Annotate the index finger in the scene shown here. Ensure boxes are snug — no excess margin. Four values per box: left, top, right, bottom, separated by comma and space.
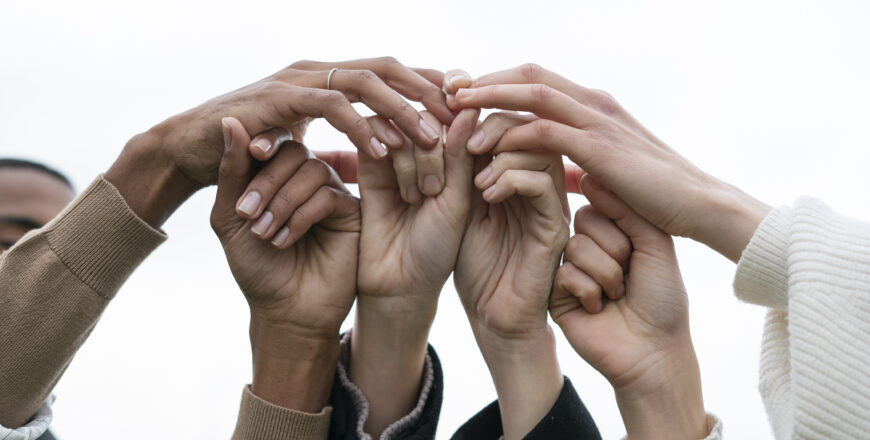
454, 84, 600, 129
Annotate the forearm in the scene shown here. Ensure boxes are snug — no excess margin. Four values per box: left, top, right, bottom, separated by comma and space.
693, 177, 771, 264
249, 315, 340, 413
104, 125, 201, 229
615, 344, 708, 439
349, 296, 437, 437
474, 324, 564, 440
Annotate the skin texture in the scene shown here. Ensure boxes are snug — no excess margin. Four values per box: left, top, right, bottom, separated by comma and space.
550, 176, 708, 439
350, 108, 479, 437
452, 63, 771, 263
210, 118, 360, 412
0, 168, 74, 253
454, 149, 572, 440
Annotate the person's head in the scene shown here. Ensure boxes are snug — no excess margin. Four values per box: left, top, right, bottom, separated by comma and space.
0, 159, 75, 254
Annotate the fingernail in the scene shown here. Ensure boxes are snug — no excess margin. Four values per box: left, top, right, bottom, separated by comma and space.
407, 185, 421, 203
370, 137, 388, 158
422, 175, 441, 195
446, 71, 471, 88
251, 211, 274, 236
419, 119, 440, 141
467, 130, 485, 151
474, 165, 493, 187
221, 118, 232, 152
384, 127, 403, 146
482, 185, 497, 200
272, 227, 290, 247
237, 191, 261, 216
252, 138, 272, 155
456, 88, 473, 100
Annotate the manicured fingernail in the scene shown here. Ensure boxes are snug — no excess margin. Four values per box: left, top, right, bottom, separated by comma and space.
422, 175, 441, 195
482, 185, 496, 200
406, 185, 421, 203
221, 118, 232, 152
272, 227, 290, 247
252, 138, 272, 155
251, 211, 274, 236
474, 165, 493, 187
370, 137, 388, 158
419, 119, 440, 141
446, 72, 469, 88
467, 130, 485, 151
237, 191, 261, 216
384, 126, 403, 146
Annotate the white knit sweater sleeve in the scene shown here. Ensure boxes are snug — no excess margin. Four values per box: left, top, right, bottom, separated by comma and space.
733, 197, 870, 439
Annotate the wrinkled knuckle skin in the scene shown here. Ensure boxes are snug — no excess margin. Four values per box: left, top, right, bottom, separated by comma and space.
531, 84, 553, 102
534, 119, 555, 138
566, 234, 590, 258
590, 89, 622, 116
520, 63, 544, 82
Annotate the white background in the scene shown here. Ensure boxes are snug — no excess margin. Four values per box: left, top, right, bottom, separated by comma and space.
2, 1, 870, 438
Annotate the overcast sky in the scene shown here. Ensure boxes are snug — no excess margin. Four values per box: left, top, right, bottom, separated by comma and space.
2, 0, 870, 438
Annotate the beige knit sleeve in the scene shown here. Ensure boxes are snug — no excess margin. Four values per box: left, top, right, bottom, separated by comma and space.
0, 176, 166, 428
231, 386, 332, 440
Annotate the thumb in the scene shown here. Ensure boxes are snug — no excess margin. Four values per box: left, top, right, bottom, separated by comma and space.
580, 174, 670, 249
211, 117, 253, 233
314, 150, 358, 184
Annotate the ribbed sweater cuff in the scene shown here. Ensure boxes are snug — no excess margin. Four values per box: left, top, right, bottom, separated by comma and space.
44, 175, 166, 299
231, 386, 332, 440
733, 205, 792, 310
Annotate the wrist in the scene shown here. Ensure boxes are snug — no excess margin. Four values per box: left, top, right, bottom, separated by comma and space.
249, 315, 340, 413
105, 127, 200, 228
695, 177, 771, 263
614, 344, 708, 439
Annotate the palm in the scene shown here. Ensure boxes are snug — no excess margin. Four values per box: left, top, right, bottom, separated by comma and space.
553, 241, 688, 388
219, 212, 360, 336
455, 169, 569, 337
357, 153, 470, 301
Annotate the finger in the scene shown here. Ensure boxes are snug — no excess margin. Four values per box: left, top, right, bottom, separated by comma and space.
290, 57, 454, 125
252, 158, 347, 240
390, 134, 422, 203
249, 126, 295, 161
474, 150, 571, 219
481, 169, 563, 222
275, 186, 360, 249
265, 84, 388, 160
471, 63, 618, 116
363, 112, 405, 150
415, 112, 445, 197
329, 69, 441, 148
235, 142, 311, 220
314, 151, 358, 184
466, 111, 537, 155
565, 163, 585, 195
563, 233, 625, 300
554, 262, 604, 314
580, 175, 671, 249
489, 119, 600, 167
454, 84, 600, 128
440, 107, 479, 210
212, 117, 253, 228
573, 205, 632, 270
413, 67, 445, 88
444, 69, 473, 95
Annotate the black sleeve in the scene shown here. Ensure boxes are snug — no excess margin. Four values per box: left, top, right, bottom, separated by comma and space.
451, 377, 601, 440
328, 341, 444, 440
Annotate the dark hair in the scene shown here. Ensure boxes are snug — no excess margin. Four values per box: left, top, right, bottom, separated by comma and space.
0, 158, 74, 190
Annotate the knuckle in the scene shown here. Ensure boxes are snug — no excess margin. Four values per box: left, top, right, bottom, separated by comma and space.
566, 234, 592, 257
376, 56, 400, 68
530, 84, 553, 101
351, 69, 378, 84
519, 63, 544, 81
321, 89, 349, 106
533, 119, 555, 138
590, 89, 622, 116
613, 238, 633, 264
605, 264, 624, 288
393, 161, 417, 178
288, 59, 314, 69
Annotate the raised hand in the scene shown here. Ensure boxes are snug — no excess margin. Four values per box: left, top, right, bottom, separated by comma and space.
454, 64, 770, 262
455, 148, 571, 440
346, 108, 480, 437
210, 117, 360, 412
550, 176, 709, 439
106, 57, 451, 228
